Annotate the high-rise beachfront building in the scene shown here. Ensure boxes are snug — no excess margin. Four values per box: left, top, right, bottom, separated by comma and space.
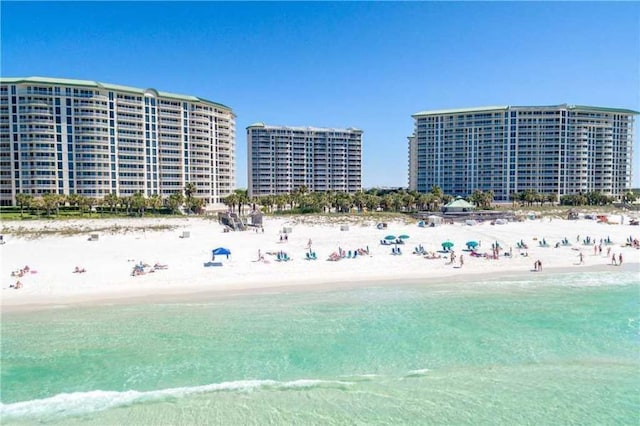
247, 123, 363, 197
409, 105, 637, 201
0, 77, 235, 207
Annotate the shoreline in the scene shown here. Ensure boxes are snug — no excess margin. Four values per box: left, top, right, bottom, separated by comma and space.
2, 216, 639, 313
3, 262, 637, 314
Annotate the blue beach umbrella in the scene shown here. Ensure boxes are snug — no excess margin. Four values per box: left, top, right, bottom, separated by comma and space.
398, 234, 410, 240
384, 235, 397, 241
466, 241, 478, 249
441, 241, 454, 250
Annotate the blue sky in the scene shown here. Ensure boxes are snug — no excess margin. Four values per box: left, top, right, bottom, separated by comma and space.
2, 1, 639, 188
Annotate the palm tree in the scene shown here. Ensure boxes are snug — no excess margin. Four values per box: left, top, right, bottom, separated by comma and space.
184, 182, 196, 199
80, 195, 95, 216
166, 191, 184, 214
103, 192, 119, 214
130, 192, 146, 216
235, 189, 248, 215
622, 191, 637, 204
417, 193, 432, 211
187, 196, 204, 214
15, 193, 33, 218
469, 190, 483, 208
352, 191, 366, 212
147, 194, 162, 214
402, 193, 416, 212
381, 194, 394, 212
223, 193, 239, 213
310, 192, 329, 212
364, 193, 380, 212
509, 192, 519, 207
430, 185, 444, 200
42, 193, 61, 216
258, 195, 274, 213
31, 196, 45, 216
335, 193, 352, 213
272, 194, 283, 212
67, 193, 82, 211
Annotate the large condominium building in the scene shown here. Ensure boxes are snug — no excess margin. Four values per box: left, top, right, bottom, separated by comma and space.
0, 77, 236, 207
409, 104, 637, 201
247, 123, 363, 197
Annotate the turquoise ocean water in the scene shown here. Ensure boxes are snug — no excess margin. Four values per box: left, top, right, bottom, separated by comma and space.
2, 270, 639, 425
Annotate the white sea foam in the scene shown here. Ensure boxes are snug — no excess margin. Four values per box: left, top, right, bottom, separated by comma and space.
472, 270, 638, 290
0, 378, 353, 421
405, 369, 431, 377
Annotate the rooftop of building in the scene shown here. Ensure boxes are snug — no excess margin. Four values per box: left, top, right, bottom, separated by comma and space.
0, 76, 232, 111
412, 104, 639, 117
247, 122, 363, 133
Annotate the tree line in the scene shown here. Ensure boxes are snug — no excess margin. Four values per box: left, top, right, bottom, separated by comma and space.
222, 186, 454, 215
11, 183, 204, 218
9, 184, 637, 218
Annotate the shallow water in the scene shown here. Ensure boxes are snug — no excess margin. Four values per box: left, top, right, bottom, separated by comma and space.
2, 270, 639, 425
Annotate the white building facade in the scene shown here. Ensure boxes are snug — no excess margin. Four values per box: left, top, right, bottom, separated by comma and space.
409, 105, 636, 201
247, 123, 363, 197
0, 77, 236, 207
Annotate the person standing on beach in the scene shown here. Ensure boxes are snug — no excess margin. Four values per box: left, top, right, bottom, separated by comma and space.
619, 253, 623, 266
459, 255, 464, 268
578, 252, 584, 264
611, 254, 617, 265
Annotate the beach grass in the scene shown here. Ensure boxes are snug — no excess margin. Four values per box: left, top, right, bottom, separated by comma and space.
0, 223, 178, 240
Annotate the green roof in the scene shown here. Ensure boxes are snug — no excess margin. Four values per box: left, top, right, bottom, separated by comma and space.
444, 198, 476, 209
413, 106, 508, 117
0, 76, 232, 111
565, 105, 639, 115
246, 123, 363, 132
413, 104, 639, 117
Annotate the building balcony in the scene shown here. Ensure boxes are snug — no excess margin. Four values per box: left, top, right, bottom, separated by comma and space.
20, 99, 51, 107
116, 97, 143, 106
74, 111, 109, 119
116, 123, 144, 131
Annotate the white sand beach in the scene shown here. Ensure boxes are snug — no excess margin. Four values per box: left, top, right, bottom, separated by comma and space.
2, 214, 639, 309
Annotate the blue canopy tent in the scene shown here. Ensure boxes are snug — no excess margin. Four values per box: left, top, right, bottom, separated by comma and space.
212, 247, 231, 259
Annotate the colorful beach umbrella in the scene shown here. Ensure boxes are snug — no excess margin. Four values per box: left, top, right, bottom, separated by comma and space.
441, 241, 454, 250
384, 235, 397, 241
398, 234, 410, 240
466, 241, 478, 249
